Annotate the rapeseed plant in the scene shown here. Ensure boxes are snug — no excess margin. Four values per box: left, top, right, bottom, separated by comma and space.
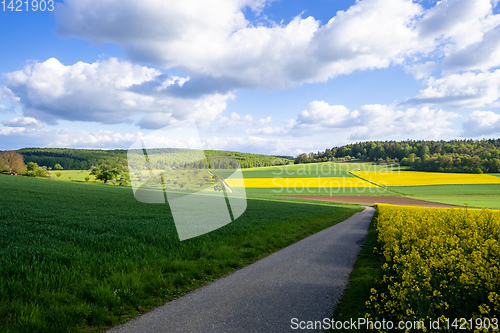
367, 204, 500, 331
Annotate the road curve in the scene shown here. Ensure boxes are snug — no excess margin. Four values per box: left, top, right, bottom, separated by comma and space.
108, 207, 375, 333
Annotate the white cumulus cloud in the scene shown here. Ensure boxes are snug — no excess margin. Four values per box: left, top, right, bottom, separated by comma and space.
348, 104, 458, 140
4, 58, 234, 128
2, 117, 42, 128
219, 112, 254, 127
408, 70, 500, 108
462, 110, 500, 136
289, 101, 458, 140
55, 0, 426, 90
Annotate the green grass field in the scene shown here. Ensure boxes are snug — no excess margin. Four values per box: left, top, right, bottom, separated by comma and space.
390, 184, 500, 209
241, 162, 400, 179
391, 184, 500, 196
0, 174, 361, 332
50, 170, 92, 182
411, 196, 500, 209
242, 163, 353, 178
245, 186, 393, 197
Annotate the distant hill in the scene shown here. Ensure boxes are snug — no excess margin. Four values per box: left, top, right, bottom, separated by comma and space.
295, 139, 500, 174
17, 148, 293, 171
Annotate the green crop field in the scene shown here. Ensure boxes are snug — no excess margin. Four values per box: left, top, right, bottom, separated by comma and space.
411, 196, 500, 209
245, 186, 393, 197
241, 162, 400, 179
241, 163, 354, 178
390, 184, 500, 196
389, 184, 500, 209
0, 174, 361, 332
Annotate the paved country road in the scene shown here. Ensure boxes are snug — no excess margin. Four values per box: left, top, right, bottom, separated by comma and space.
108, 207, 375, 333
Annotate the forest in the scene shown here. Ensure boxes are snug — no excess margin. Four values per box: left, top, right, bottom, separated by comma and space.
16, 148, 292, 171
295, 139, 500, 173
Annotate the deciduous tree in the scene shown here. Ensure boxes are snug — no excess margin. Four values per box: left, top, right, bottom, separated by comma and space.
0, 151, 26, 173
89, 164, 120, 184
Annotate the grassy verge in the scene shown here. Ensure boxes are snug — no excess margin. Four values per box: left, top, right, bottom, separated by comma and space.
0, 174, 361, 332
326, 210, 382, 333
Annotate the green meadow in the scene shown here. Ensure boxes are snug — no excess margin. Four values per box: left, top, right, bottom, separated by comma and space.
411, 196, 500, 209
245, 186, 393, 197
0, 174, 361, 332
241, 162, 401, 179
390, 184, 500, 209
50, 170, 92, 182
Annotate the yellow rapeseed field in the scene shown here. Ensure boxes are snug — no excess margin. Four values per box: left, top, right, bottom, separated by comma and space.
224, 177, 377, 188
368, 204, 500, 332
352, 170, 500, 187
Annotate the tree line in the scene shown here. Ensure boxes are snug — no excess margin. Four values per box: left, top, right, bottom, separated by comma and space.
13, 148, 293, 171
16, 148, 129, 171
295, 139, 500, 173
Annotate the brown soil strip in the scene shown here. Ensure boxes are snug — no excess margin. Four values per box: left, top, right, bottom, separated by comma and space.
277, 195, 463, 208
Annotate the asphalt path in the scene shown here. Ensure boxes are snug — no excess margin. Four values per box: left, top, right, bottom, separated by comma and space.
108, 206, 375, 333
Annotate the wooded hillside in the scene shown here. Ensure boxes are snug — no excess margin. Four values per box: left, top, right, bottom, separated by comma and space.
295, 139, 500, 173
16, 148, 292, 171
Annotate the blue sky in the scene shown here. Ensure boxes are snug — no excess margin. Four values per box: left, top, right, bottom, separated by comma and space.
1, 0, 500, 156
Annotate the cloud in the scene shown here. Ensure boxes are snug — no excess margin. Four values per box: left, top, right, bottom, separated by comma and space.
407, 70, 500, 108
311, 0, 423, 72
444, 25, 500, 72
55, 0, 426, 90
219, 112, 254, 126
240, 101, 458, 140
246, 126, 288, 135
201, 135, 327, 156
462, 110, 500, 136
414, 0, 500, 73
2, 117, 42, 128
0, 123, 322, 156
51, 0, 500, 97
0, 125, 156, 150
404, 61, 439, 80
4, 58, 234, 128
297, 101, 351, 127
256, 116, 272, 126
416, 0, 494, 46
347, 104, 458, 140
287, 101, 458, 140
